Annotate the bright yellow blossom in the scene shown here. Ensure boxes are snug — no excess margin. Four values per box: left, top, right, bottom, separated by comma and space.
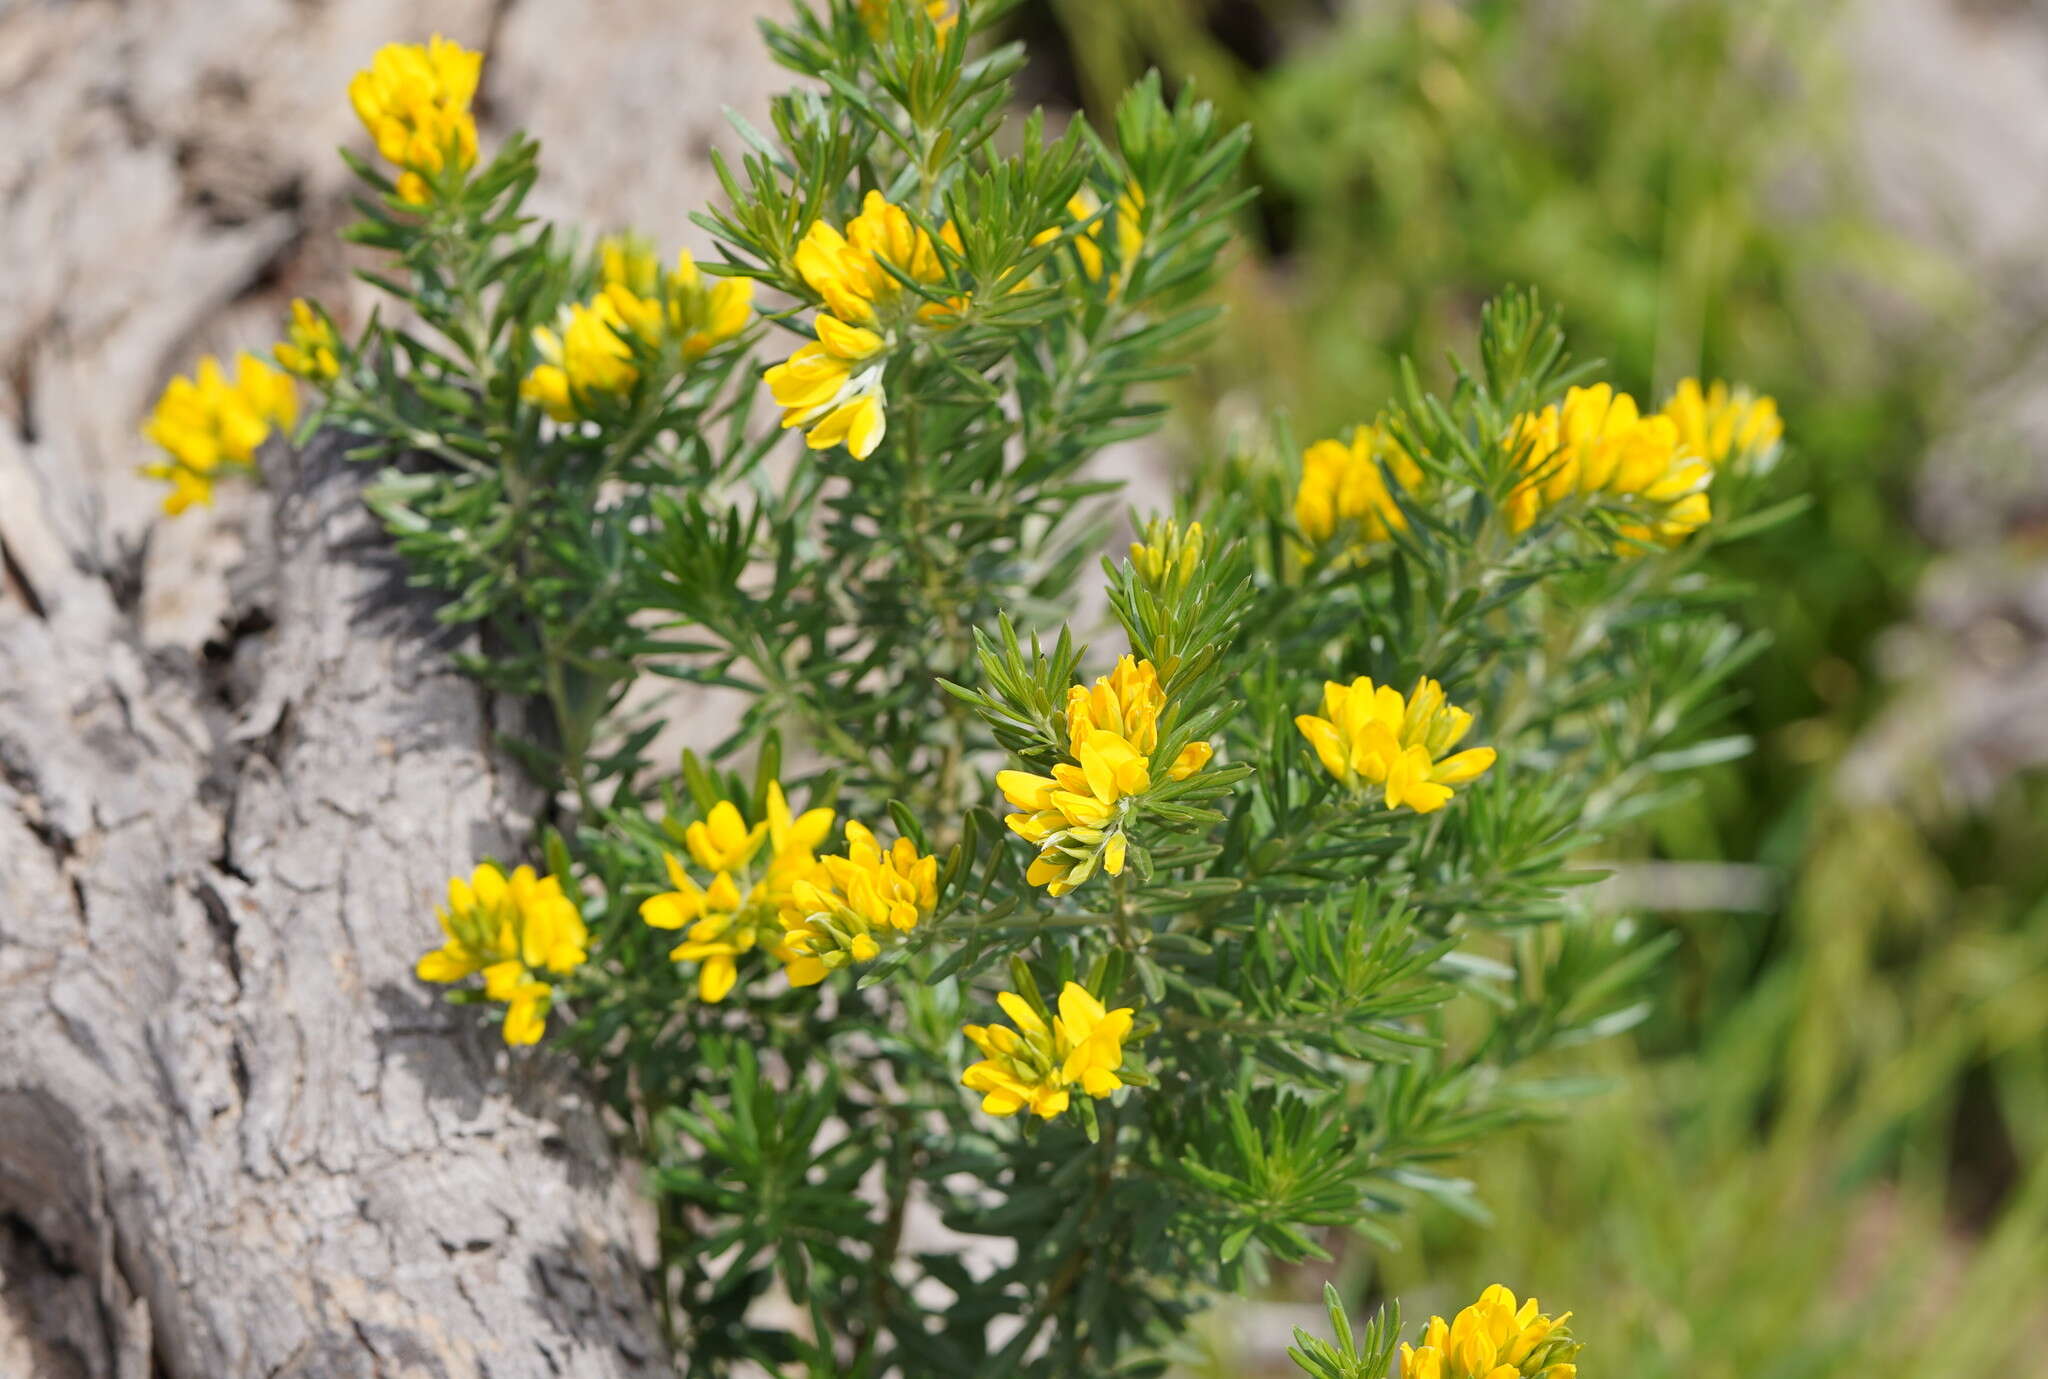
779, 820, 940, 986
522, 294, 638, 421
141, 352, 297, 515
1296, 422, 1426, 551
792, 190, 953, 326
1128, 516, 1206, 592
997, 655, 1212, 896
274, 299, 341, 382
1295, 675, 1495, 813
1035, 187, 1146, 291
1399, 1284, 1580, 1379
416, 862, 589, 1046
522, 236, 754, 422
763, 313, 890, 458
767, 192, 961, 458
638, 784, 835, 1002
594, 237, 754, 360
348, 35, 482, 207
1661, 376, 1783, 472
856, 0, 957, 39
961, 981, 1136, 1119
1504, 383, 1711, 545
667, 249, 755, 359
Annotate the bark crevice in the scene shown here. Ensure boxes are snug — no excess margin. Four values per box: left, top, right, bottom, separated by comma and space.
0, 437, 663, 1379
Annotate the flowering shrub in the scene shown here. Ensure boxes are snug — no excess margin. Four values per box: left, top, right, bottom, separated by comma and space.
137, 4, 1801, 1373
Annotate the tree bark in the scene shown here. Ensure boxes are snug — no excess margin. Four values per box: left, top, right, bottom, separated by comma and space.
0, 436, 665, 1379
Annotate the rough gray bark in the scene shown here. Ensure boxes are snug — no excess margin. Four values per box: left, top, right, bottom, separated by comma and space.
0, 3, 783, 1369
0, 435, 664, 1378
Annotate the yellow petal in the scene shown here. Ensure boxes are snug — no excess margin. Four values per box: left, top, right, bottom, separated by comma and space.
997, 990, 1047, 1036
698, 954, 739, 1003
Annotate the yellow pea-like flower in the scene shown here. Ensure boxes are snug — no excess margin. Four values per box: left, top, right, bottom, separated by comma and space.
416, 862, 589, 1046
778, 819, 940, 987
1295, 422, 1426, 553
1504, 382, 1712, 546
793, 190, 952, 327
1399, 1285, 1579, 1379
997, 655, 1212, 896
1661, 376, 1783, 472
274, 299, 341, 382
961, 981, 1138, 1120
638, 783, 836, 1004
766, 191, 966, 459
523, 236, 755, 422
348, 35, 482, 207
1295, 675, 1495, 814
764, 312, 891, 459
856, 0, 957, 40
141, 352, 297, 516
668, 248, 755, 360
1034, 186, 1147, 294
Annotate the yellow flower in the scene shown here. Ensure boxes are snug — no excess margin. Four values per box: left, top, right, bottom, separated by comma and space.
416, 862, 589, 1046
1661, 377, 1783, 471
1128, 516, 1206, 592
1399, 1285, 1580, 1379
142, 463, 217, 516
856, 0, 957, 39
997, 655, 1212, 896
522, 238, 754, 422
140, 352, 297, 515
1504, 383, 1712, 546
1295, 675, 1495, 814
521, 292, 640, 421
274, 299, 341, 382
792, 190, 952, 327
765, 192, 960, 458
668, 248, 755, 359
1296, 422, 1426, 551
961, 981, 1137, 1119
638, 784, 835, 1002
348, 35, 482, 207
763, 313, 890, 458
779, 820, 940, 986
1035, 187, 1146, 291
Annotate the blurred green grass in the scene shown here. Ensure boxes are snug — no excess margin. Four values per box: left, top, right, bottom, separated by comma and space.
1023, 0, 2048, 1371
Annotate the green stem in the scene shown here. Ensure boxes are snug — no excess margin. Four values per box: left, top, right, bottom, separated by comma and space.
898, 376, 975, 824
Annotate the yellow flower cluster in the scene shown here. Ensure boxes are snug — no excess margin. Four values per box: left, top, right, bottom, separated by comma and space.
141, 353, 297, 515
962, 982, 1135, 1119
765, 191, 958, 459
1296, 675, 1495, 813
997, 656, 1213, 896
1035, 187, 1146, 291
1663, 376, 1784, 471
640, 784, 834, 1002
521, 236, 753, 422
1504, 382, 1711, 546
1296, 422, 1426, 553
1400, 1285, 1579, 1379
274, 298, 341, 382
856, 0, 956, 39
416, 863, 590, 1045
779, 821, 940, 986
348, 35, 482, 207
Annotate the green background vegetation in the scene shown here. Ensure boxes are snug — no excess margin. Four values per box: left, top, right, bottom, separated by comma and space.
1024, 0, 2048, 1372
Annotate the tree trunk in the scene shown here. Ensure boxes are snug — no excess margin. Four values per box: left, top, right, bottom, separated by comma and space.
0, 436, 665, 1379
0, 0, 794, 1370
